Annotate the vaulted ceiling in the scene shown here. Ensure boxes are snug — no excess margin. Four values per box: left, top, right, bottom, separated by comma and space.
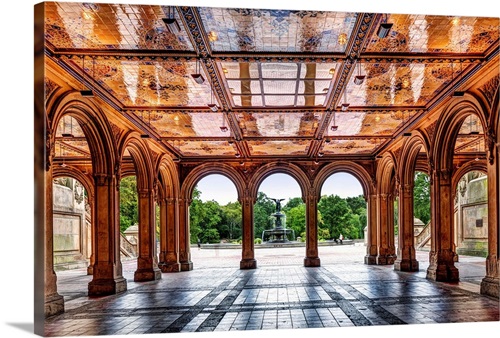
44, 2, 499, 163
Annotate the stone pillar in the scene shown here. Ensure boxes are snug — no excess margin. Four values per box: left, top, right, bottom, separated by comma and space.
158, 198, 181, 272
304, 191, 320, 267
426, 169, 459, 282
376, 193, 396, 265
387, 193, 397, 261
44, 163, 65, 317
394, 183, 419, 271
481, 137, 499, 297
87, 196, 95, 275
178, 198, 193, 271
240, 194, 257, 269
88, 173, 127, 296
134, 189, 161, 281
364, 194, 378, 265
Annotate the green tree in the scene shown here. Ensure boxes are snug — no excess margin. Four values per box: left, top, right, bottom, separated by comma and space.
283, 197, 303, 212
413, 171, 430, 225
119, 176, 138, 233
253, 192, 276, 240
318, 194, 352, 240
285, 203, 306, 240
221, 202, 242, 240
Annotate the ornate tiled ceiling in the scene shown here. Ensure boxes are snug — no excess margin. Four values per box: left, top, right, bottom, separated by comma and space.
44, 2, 499, 161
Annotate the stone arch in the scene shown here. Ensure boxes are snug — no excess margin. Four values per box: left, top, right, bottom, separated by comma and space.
49, 91, 117, 176
398, 130, 431, 186
452, 161, 488, 190
376, 152, 397, 194
313, 161, 374, 200
181, 163, 246, 202
433, 94, 489, 172
156, 155, 180, 200
52, 166, 95, 201
249, 162, 309, 202
117, 131, 155, 191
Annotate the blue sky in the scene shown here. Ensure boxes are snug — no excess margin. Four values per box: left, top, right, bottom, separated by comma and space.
196, 172, 364, 205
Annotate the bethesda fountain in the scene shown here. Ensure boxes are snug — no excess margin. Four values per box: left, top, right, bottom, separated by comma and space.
261, 197, 295, 243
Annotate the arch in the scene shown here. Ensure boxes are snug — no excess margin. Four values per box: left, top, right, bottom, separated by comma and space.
398, 130, 431, 186
376, 152, 397, 194
117, 131, 155, 191
452, 161, 488, 190
181, 163, 246, 202
52, 166, 95, 201
314, 161, 374, 200
433, 94, 489, 171
49, 91, 117, 176
156, 155, 180, 200
249, 162, 309, 202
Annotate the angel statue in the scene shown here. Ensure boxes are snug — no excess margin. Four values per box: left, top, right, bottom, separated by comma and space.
268, 197, 285, 212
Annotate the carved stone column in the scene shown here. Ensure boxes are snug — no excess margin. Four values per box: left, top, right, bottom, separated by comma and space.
134, 189, 161, 281
158, 198, 181, 272
364, 194, 377, 264
88, 173, 127, 296
240, 193, 257, 269
481, 136, 499, 297
178, 198, 193, 271
376, 193, 395, 265
44, 162, 64, 316
394, 183, 419, 271
426, 169, 459, 282
304, 190, 320, 267
86, 197, 95, 275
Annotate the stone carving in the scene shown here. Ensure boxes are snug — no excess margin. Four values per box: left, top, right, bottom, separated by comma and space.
44, 77, 59, 101
425, 120, 437, 145
74, 181, 85, 204
479, 74, 500, 106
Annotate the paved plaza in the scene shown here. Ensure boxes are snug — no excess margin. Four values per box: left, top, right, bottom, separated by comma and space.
45, 244, 499, 337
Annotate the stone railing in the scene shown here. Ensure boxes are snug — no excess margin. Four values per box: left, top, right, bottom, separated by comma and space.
415, 222, 431, 249
120, 234, 137, 257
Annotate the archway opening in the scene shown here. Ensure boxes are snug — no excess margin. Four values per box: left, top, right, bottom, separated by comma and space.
450, 113, 488, 282
119, 175, 139, 261
189, 174, 241, 268
454, 171, 488, 259
255, 173, 302, 265
413, 171, 431, 254
53, 176, 91, 273
319, 172, 366, 263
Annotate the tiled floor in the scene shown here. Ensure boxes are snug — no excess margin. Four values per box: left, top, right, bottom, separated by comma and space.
45, 244, 499, 336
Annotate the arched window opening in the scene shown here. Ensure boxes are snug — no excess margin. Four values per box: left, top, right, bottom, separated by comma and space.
189, 174, 241, 267
52, 176, 91, 271
414, 171, 431, 253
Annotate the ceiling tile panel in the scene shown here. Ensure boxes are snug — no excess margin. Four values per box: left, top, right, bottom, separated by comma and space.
199, 8, 357, 52
247, 140, 311, 156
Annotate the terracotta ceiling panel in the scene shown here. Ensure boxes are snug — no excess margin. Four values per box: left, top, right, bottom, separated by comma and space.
45, 2, 194, 50
67, 57, 212, 107
168, 140, 238, 157
343, 62, 463, 107
55, 141, 90, 158
247, 140, 311, 156
322, 138, 381, 155
237, 112, 322, 137
199, 8, 357, 52
140, 112, 232, 138
365, 14, 499, 53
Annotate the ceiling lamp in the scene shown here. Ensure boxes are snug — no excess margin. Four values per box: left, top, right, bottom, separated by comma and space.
318, 152, 324, 157
403, 132, 412, 137
208, 80, 218, 112
340, 89, 350, 111
329, 68, 335, 75
220, 113, 228, 132
377, 14, 393, 39
163, 7, 180, 33
330, 111, 338, 131
191, 58, 205, 84
80, 55, 94, 97
353, 62, 365, 85
61, 116, 74, 138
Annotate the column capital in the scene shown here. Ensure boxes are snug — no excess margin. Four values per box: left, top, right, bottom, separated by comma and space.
94, 173, 113, 186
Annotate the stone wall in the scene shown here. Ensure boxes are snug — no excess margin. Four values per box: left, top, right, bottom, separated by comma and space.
454, 173, 488, 257
53, 178, 90, 270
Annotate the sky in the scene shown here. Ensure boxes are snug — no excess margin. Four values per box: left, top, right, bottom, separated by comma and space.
196, 172, 364, 205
